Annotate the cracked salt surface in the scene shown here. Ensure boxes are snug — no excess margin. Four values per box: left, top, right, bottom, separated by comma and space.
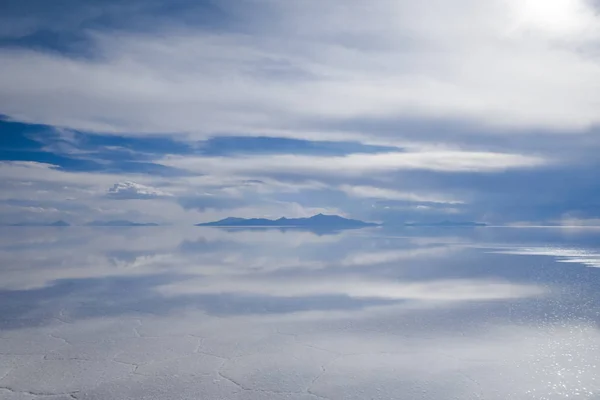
219, 344, 337, 394
0, 359, 133, 394
0, 227, 599, 399
0, 389, 75, 400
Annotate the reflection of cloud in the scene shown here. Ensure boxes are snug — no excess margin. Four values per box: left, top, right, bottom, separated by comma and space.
157, 276, 544, 302
493, 247, 600, 268
341, 246, 458, 266
0, 227, 546, 311
191, 226, 345, 246
0, 227, 347, 291
0, 252, 186, 291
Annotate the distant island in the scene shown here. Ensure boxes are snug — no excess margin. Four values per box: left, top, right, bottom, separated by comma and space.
49, 220, 70, 227
404, 221, 487, 227
196, 214, 379, 229
85, 220, 160, 227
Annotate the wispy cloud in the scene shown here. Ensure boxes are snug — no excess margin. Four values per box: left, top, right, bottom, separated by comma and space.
339, 185, 464, 205
159, 150, 547, 176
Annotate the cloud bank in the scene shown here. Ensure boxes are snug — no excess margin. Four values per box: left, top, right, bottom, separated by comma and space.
0, 0, 599, 224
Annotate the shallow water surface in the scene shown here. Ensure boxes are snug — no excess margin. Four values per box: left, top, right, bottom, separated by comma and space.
0, 226, 599, 399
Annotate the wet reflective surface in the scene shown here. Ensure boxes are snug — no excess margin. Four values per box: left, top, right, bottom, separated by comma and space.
0, 226, 599, 399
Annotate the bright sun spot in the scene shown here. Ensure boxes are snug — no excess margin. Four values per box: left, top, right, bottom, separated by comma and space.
508, 0, 597, 37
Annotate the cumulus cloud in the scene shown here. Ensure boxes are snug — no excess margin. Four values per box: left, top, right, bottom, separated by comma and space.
108, 181, 173, 199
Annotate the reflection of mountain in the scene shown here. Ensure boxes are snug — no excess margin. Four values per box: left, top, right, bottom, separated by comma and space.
197, 214, 379, 230
217, 226, 359, 236
404, 221, 487, 227
85, 220, 160, 227
49, 220, 70, 227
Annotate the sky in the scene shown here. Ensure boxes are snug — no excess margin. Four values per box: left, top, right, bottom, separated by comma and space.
0, 0, 599, 225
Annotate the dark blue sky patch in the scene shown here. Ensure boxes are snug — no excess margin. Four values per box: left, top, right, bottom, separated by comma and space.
0, 0, 233, 58
0, 119, 193, 175
380, 166, 600, 222
0, 118, 52, 150
101, 161, 193, 176
0, 30, 95, 59
197, 136, 402, 156
1, 119, 402, 174
78, 132, 193, 155
0, 150, 104, 171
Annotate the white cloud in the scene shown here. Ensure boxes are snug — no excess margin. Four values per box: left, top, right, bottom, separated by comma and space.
0, 0, 599, 136
554, 216, 600, 227
0, 162, 200, 224
108, 181, 173, 199
2, 0, 598, 225
0, 161, 357, 224
159, 151, 546, 176
339, 185, 464, 204
0, 161, 123, 190
506, 0, 599, 39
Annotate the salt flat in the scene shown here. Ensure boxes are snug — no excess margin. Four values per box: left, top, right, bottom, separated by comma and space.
0, 227, 599, 399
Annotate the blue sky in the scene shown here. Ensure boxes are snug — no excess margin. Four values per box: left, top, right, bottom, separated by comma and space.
0, 0, 600, 225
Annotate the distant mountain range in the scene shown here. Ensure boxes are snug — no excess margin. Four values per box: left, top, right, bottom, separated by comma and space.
196, 214, 379, 229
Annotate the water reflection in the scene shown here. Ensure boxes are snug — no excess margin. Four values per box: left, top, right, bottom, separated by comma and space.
0, 227, 599, 399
